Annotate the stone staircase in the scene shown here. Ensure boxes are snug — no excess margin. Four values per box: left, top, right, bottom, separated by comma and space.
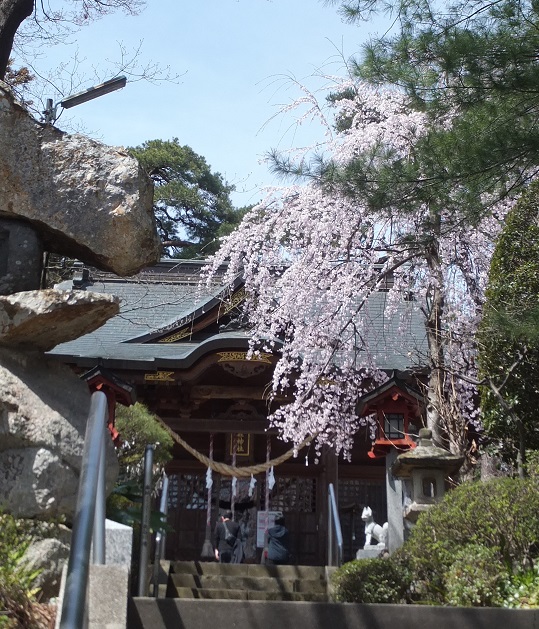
128, 560, 539, 629
165, 560, 330, 602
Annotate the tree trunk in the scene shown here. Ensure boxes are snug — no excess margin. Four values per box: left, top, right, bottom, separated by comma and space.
0, 0, 34, 80
424, 224, 447, 449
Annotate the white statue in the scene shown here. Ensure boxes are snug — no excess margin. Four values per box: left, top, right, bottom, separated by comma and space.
361, 506, 388, 549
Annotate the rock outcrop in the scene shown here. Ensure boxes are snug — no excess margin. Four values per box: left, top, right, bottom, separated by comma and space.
0, 82, 161, 276
0, 289, 119, 351
0, 84, 152, 525
0, 347, 118, 519
23, 537, 70, 600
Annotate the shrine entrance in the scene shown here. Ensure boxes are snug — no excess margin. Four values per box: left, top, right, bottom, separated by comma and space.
164, 466, 324, 565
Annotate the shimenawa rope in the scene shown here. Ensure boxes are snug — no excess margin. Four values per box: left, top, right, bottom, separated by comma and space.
155, 416, 313, 477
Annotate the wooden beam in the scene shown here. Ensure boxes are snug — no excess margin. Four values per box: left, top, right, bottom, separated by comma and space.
190, 385, 290, 401
163, 418, 272, 434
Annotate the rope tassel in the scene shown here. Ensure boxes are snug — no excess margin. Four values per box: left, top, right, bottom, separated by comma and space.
248, 474, 257, 497
268, 466, 275, 491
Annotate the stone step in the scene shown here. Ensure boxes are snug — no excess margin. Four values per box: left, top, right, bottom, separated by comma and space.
167, 587, 328, 602
169, 573, 327, 594
171, 560, 326, 581
166, 560, 329, 603
129, 598, 539, 629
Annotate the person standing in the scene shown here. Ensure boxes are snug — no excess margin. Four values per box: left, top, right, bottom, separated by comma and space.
213, 510, 240, 563
267, 515, 290, 565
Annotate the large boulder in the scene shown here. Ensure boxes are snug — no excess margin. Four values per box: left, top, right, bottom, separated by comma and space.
0, 289, 119, 351
23, 537, 70, 600
0, 348, 118, 519
0, 82, 161, 276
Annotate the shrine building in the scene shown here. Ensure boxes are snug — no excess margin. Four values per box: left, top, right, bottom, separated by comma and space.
49, 259, 427, 565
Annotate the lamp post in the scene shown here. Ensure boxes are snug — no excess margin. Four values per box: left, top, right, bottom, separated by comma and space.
42, 75, 127, 124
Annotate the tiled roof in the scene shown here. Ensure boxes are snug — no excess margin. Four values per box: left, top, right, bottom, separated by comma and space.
48, 260, 427, 372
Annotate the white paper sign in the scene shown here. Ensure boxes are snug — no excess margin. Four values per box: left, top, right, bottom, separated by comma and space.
256, 510, 282, 547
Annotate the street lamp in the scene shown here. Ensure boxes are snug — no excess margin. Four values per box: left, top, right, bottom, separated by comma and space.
42, 76, 127, 124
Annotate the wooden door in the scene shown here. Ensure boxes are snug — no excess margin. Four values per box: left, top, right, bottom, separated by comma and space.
264, 475, 321, 565
165, 473, 209, 561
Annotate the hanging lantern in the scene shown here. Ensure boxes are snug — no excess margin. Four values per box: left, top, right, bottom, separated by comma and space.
359, 376, 423, 459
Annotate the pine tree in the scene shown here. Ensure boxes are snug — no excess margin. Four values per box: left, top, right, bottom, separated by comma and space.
323, 0, 539, 216
130, 138, 246, 258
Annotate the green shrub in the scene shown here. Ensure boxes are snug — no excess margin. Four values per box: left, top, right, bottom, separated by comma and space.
0, 513, 42, 628
397, 477, 539, 604
331, 556, 412, 603
445, 545, 506, 607
501, 567, 539, 608
331, 479, 539, 607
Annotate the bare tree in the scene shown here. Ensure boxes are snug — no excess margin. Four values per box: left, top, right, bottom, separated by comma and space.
0, 0, 180, 124
0, 0, 33, 78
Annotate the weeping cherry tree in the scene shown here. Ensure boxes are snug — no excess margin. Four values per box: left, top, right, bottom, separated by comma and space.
205, 78, 516, 462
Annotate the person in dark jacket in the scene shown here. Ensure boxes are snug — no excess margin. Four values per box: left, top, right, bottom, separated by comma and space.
267, 515, 290, 565
213, 510, 240, 563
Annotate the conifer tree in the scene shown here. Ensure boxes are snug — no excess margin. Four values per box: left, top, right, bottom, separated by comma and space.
130, 138, 247, 258
324, 0, 539, 207
479, 180, 539, 474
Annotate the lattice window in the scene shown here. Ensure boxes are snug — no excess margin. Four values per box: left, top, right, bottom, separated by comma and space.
167, 474, 179, 510
168, 473, 208, 510
384, 413, 405, 439
260, 477, 317, 513
338, 478, 386, 520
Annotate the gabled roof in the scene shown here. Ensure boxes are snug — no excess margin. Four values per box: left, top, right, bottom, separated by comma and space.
48, 259, 251, 369
359, 373, 424, 413
47, 259, 428, 373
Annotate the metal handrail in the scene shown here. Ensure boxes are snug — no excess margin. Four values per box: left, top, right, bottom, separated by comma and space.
152, 472, 169, 598
60, 391, 108, 629
137, 444, 155, 597
328, 483, 343, 567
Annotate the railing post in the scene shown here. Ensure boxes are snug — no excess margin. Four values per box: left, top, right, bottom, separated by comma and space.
152, 473, 169, 598
158, 473, 169, 560
137, 444, 155, 597
328, 483, 343, 567
92, 434, 106, 565
328, 491, 333, 567
60, 391, 107, 629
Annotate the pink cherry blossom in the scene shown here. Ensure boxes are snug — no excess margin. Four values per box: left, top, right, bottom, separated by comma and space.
205, 78, 516, 460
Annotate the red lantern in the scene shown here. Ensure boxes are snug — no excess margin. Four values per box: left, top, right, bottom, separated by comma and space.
359, 377, 423, 459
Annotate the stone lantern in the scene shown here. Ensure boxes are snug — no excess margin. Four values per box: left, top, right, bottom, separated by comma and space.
392, 428, 464, 523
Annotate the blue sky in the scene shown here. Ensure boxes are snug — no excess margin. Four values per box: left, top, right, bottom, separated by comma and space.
27, 1, 384, 207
